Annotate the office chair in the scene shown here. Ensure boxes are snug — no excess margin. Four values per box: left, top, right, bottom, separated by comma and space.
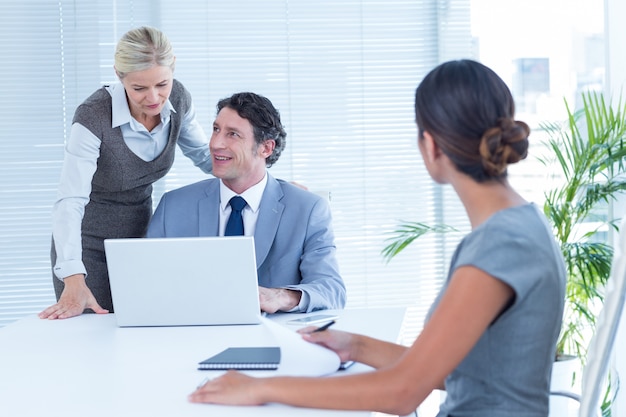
551, 216, 626, 417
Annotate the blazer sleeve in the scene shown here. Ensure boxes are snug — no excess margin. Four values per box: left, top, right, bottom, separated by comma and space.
283, 196, 346, 312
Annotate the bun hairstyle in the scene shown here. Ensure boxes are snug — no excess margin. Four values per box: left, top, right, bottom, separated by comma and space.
414, 59, 530, 182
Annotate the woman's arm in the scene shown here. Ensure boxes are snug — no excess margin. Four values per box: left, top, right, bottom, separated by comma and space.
40, 122, 107, 319
189, 265, 514, 415
51, 123, 100, 280
302, 330, 408, 369
177, 102, 212, 173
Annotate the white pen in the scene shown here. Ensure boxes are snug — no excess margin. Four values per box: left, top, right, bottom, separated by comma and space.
196, 376, 211, 389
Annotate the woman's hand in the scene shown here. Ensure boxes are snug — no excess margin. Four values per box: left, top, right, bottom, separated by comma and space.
38, 274, 108, 319
189, 371, 265, 405
298, 326, 357, 363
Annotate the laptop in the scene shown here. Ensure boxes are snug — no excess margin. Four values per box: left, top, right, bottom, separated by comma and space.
103, 236, 262, 327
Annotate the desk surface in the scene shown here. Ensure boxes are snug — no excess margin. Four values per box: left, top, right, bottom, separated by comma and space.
0, 308, 406, 417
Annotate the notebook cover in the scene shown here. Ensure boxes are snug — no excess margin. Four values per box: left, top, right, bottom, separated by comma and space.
198, 347, 281, 370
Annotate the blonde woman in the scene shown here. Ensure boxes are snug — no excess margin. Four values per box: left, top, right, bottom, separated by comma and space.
41, 26, 212, 320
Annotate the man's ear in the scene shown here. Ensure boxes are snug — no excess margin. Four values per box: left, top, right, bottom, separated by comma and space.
259, 139, 276, 158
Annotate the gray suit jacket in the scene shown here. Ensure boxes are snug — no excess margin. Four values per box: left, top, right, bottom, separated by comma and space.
146, 174, 346, 312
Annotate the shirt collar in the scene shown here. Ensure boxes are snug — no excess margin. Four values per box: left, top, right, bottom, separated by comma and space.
219, 173, 268, 213
106, 83, 176, 129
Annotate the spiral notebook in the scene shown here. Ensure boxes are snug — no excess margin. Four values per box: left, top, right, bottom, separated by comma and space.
198, 347, 281, 370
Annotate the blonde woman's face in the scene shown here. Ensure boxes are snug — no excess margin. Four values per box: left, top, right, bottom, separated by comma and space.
120, 65, 174, 120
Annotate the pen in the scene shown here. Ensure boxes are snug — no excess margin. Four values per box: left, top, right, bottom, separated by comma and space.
312, 320, 336, 332
196, 376, 211, 389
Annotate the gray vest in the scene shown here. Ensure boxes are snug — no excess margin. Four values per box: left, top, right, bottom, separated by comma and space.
76, 79, 191, 252
51, 80, 192, 311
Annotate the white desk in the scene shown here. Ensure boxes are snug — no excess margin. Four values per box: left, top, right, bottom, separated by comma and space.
0, 308, 406, 417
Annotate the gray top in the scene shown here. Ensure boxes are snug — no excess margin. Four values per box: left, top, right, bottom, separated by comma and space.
431, 204, 566, 417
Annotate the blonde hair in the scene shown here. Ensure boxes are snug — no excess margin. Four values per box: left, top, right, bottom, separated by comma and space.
114, 26, 175, 78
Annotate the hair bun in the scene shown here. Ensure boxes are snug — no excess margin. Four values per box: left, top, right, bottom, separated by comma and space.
479, 118, 530, 177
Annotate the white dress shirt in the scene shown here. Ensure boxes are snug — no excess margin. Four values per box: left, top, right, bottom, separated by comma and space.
218, 174, 267, 237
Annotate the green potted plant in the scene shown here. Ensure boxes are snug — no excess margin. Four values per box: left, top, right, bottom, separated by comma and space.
381, 93, 626, 406
539, 91, 626, 363
537, 91, 626, 417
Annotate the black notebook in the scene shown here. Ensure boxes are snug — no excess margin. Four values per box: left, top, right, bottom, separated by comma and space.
198, 347, 281, 370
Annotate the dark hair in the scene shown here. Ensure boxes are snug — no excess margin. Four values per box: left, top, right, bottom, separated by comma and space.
216, 92, 287, 167
414, 59, 530, 182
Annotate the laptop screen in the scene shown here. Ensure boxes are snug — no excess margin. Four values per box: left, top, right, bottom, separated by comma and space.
104, 236, 261, 327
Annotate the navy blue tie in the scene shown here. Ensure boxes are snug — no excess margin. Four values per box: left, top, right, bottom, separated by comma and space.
225, 196, 247, 236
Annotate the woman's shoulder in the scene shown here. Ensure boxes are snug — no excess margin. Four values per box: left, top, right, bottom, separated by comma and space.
465, 204, 556, 258
171, 79, 189, 95
172, 78, 185, 90
482, 203, 546, 236
169, 79, 192, 108
78, 87, 111, 108
275, 178, 327, 202
458, 203, 565, 297
73, 87, 112, 126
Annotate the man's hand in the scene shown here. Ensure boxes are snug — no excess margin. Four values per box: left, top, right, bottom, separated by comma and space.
258, 287, 301, 313
38, 274, 108, 319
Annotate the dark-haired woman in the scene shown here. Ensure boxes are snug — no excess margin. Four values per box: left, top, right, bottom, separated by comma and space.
188, 59, 566, 417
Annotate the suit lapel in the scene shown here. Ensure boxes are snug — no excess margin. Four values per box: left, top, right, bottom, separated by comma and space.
254, 175, 284, 267
198, 180, 221, 236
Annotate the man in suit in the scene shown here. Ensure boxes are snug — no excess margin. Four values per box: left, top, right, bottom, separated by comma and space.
146, 92, 346, 313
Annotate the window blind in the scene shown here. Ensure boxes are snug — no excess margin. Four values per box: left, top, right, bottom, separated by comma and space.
0, 0, 472, 328
0, 1, 66, 325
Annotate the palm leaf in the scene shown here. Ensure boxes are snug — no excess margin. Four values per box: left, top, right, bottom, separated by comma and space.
381, 222, 456, 263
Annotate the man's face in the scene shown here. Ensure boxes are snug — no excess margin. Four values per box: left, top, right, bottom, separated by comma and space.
210, 107, 275, 193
